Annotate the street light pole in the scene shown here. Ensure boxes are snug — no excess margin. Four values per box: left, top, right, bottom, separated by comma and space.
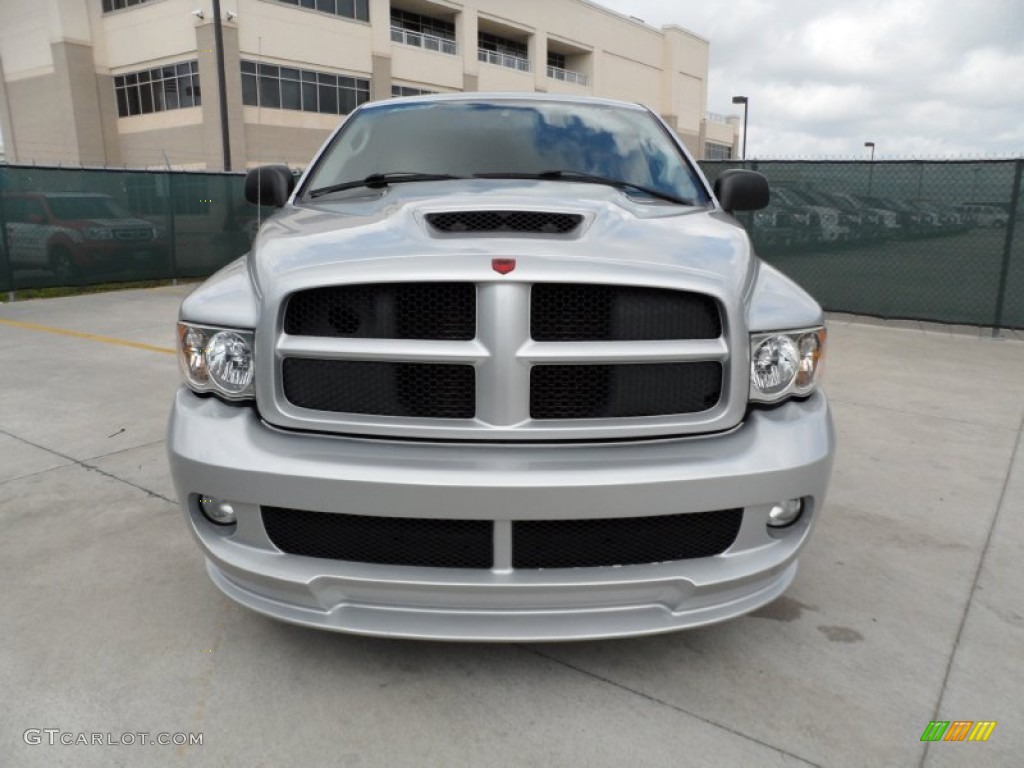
731, 96, 749, 160
864, 141, 876, 196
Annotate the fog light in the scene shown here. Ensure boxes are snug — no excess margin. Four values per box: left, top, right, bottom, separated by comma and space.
199, 496, 236, 526
768, 498, 804, 528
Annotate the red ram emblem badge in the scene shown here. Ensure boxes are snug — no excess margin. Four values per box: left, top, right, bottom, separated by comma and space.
492, 258, 517, 275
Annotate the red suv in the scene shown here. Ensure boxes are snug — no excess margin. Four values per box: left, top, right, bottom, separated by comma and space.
3, 192, 168, 280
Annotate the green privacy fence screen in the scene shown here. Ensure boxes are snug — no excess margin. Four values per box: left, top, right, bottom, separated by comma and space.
0, 166, 265, 294
1, 160, 1022, 328
701, 159, 1024, 329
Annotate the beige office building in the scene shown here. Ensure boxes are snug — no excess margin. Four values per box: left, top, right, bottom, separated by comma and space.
0, 0, 739, 170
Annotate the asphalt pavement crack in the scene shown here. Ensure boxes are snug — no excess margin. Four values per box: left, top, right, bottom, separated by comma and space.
520, 645, 823, 767
919, 413, 1024, 767
0, 428, 177, 506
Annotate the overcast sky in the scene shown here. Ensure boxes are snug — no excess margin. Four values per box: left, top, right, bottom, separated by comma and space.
600, 0, 1024, 159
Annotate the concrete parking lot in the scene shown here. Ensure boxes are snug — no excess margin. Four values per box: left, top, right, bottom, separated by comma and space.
1, 286, 1022, 767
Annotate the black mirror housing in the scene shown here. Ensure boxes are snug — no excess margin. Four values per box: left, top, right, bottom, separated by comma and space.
245, 165, 296, 208
714, 169, 770, 213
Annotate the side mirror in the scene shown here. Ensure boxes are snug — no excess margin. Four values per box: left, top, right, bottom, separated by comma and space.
714, 169, 770, 213
245, 165, 296, 208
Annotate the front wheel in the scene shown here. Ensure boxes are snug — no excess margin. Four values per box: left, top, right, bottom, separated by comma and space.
50, 247, 78, 283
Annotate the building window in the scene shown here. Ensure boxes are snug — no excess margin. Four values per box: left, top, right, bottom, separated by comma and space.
479, 32, 527, 58
102, 0, 155, 11
272, 0, 369, 22
391, 10, 455, 40
705, 142, 733, 160
114, 61, 200, 118
241, 61, 369, 115
545, 50, 588, 85
478, 32, 530, 72
391, 85, 438, 98
390, 9, 457, 54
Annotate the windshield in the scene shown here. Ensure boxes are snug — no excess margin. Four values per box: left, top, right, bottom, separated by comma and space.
47, 196, 132, 220
304, 100, 708, 204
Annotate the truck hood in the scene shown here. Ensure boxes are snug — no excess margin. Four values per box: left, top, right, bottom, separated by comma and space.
250, 179, 754, 297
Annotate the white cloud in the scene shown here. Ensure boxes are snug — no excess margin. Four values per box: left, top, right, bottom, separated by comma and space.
936, 47, 1024, 106
594, 0, 1024, 157
758, 82, 878, 124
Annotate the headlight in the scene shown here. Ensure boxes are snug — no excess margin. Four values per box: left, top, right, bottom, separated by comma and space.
750, 327, 826, 403
84, 227, 114, 240
176, 323, 255, 400
207, 331, 255, 394
178, 325, 209, 387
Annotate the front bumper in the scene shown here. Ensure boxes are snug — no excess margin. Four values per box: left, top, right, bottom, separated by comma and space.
168, 389, 834, 641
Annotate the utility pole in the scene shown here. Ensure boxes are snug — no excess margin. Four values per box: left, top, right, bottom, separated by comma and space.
732, 96, 749, 160
864, 141, 876, 196
212, 0, 232, 171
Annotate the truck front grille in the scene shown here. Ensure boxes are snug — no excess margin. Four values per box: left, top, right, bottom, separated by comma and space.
530, 363, 722, 419
285, 283, 475, 340
272, 280, 735, 438
259, 507, 743, 569
262, 508, 493, 568
531, 284, 721, 341
282, 359, 475, 418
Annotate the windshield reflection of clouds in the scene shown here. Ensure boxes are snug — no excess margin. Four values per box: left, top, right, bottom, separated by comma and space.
311, 102, 704, 202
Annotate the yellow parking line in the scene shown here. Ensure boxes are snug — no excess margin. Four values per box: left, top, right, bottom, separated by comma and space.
0, 318, 175, 355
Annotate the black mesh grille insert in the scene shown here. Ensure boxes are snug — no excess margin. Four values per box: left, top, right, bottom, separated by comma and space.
262, 507, 493, 568
427, 211, 583, 235
532, 284, 722, 341
283, 359, 475, 418
285, 283, 475, 340
530, 363, 722, 419
513, 510, 743, 568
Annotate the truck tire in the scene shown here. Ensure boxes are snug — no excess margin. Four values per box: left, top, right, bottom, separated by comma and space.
50, 246, 77, 283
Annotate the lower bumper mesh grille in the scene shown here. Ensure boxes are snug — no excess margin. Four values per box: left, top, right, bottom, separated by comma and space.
262, 507, 493, 568
513, 510, 743, 568
260, 508, 743, 570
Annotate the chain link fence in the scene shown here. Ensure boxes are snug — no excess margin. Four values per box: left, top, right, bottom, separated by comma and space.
1, 160, 1022, 329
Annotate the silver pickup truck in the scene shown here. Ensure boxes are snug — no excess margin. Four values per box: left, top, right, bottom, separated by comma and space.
168, 94, 834, 641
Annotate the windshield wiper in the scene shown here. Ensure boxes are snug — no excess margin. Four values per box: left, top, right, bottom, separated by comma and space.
474, 170, 696, 206
309, 172, 466, 198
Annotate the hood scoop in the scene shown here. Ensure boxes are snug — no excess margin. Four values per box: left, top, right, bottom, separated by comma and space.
425, 210, 583, 235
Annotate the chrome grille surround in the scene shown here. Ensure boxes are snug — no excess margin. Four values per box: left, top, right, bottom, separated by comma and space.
257, 254, 749, 441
